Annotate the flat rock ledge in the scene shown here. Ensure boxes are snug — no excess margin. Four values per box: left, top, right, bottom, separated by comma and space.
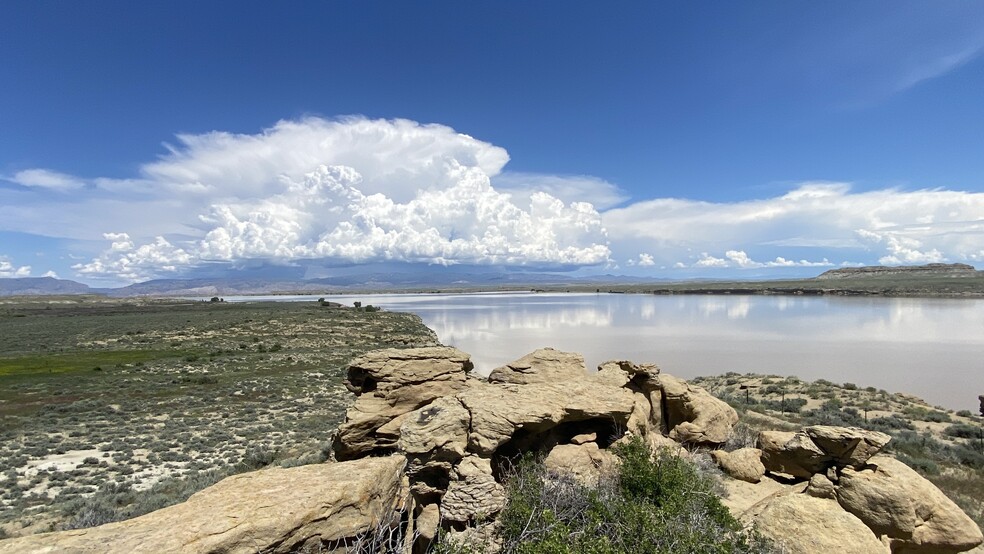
3, 346, 980, 554
0, 455, 406, 554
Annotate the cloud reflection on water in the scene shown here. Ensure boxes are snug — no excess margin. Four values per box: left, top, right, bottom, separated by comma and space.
223, 292, 984, 410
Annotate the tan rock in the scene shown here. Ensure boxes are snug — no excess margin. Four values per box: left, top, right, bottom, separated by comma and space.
746, 493, 889, 554
416, 503, 440, 542
758, 430, 828, 479
658, 374, 738, 445
806, 473, 837, 499
594, 359, 660, 388
488, 348, 587, 385
837, 455, 984, 553
543, 442, 618, 486
334, 347, 473, 460
440, 456, 507, 523
710, 448, 765, 483
644, 432, 689, 457
570, 432, 597, 445
607, 361, 665, 436
458, 381, 637, 456
398, 396, 469, 461
0, 456, 407, 554
719, 475, 798, 517
804, 425, 891, 467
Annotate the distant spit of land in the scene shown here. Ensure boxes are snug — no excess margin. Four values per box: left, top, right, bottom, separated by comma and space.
1, 263, 982, 298
559, 263, 984, 298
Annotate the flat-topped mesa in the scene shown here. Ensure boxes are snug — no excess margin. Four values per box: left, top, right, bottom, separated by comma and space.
817, 263, 978, 280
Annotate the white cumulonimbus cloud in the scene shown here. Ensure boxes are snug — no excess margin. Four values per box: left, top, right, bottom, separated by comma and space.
65, 118, 612, 281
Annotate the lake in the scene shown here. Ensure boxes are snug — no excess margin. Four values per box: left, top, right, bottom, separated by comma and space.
216, 292, 984, 411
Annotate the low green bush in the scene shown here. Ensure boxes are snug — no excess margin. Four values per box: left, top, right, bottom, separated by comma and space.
487, 436, 770, 553
945, 424, 983, 439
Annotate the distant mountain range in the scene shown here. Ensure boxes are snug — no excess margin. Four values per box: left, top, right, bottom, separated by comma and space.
0, 277, 93, 296
0, 271, 652, 297
1, 264, 980, 297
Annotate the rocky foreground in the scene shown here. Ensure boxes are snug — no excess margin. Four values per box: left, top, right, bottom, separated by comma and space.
1, 347, 981, 553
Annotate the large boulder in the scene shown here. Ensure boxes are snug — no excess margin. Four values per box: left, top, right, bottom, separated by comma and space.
746, 492, 889, 554
804, 425, 891, 467
0, 456, 407, 554
599, 360, 665, 436
487, 348, 587, 385
719, 476, 800, 517
758, 430, 829, 479
658, 374, 738, 445
710, 448, 765, 483
544, 442, 618, 486
457, 381, 638, 456
334, 347, 473, 460
836, 455, 984, 553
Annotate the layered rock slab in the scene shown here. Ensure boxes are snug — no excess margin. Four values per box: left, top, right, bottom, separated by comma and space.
658, 374, 738, 445
457, 380, 638, 456
487, 347, 587, 385
0, 455, 407, 554
334, 346, 473, 460
746, 492, 889, 554
837, 455, 984, 553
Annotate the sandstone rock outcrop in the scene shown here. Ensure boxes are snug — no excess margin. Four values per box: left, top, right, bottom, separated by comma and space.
758, 430, 829, 478
758, 426, 893, 479
0, 455, 406, 554
334, 347, 473, 460
746, 492, 889, 554
458, 380, 637, 456
804, 425, 891, 467
710, 447, 765, 483
837, 455, 984, 553
440, 456, 507, 523
487, 347, 587, 385
544, 442, 618, 486
659, 373, 738, 445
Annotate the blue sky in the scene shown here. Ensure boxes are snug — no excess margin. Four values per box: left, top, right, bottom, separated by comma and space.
2, 2, 984, 285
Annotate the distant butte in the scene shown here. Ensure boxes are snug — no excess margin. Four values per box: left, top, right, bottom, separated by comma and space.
817, 263, 979, 279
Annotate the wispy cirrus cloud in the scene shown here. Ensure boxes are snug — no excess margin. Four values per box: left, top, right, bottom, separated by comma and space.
4, 169, 87, 191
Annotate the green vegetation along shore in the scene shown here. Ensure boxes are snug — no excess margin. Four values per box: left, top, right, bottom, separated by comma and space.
0, 296, 438, 537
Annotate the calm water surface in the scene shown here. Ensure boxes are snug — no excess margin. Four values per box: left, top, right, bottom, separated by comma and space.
218, 293, 984, 411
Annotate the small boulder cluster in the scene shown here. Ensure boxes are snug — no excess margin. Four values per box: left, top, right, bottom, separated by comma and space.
332, 346, 741, 548
716, 425, 984, 553
332, 346, 982, 554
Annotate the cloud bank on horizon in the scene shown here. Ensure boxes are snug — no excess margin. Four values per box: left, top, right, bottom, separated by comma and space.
2, 116, 984, 284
